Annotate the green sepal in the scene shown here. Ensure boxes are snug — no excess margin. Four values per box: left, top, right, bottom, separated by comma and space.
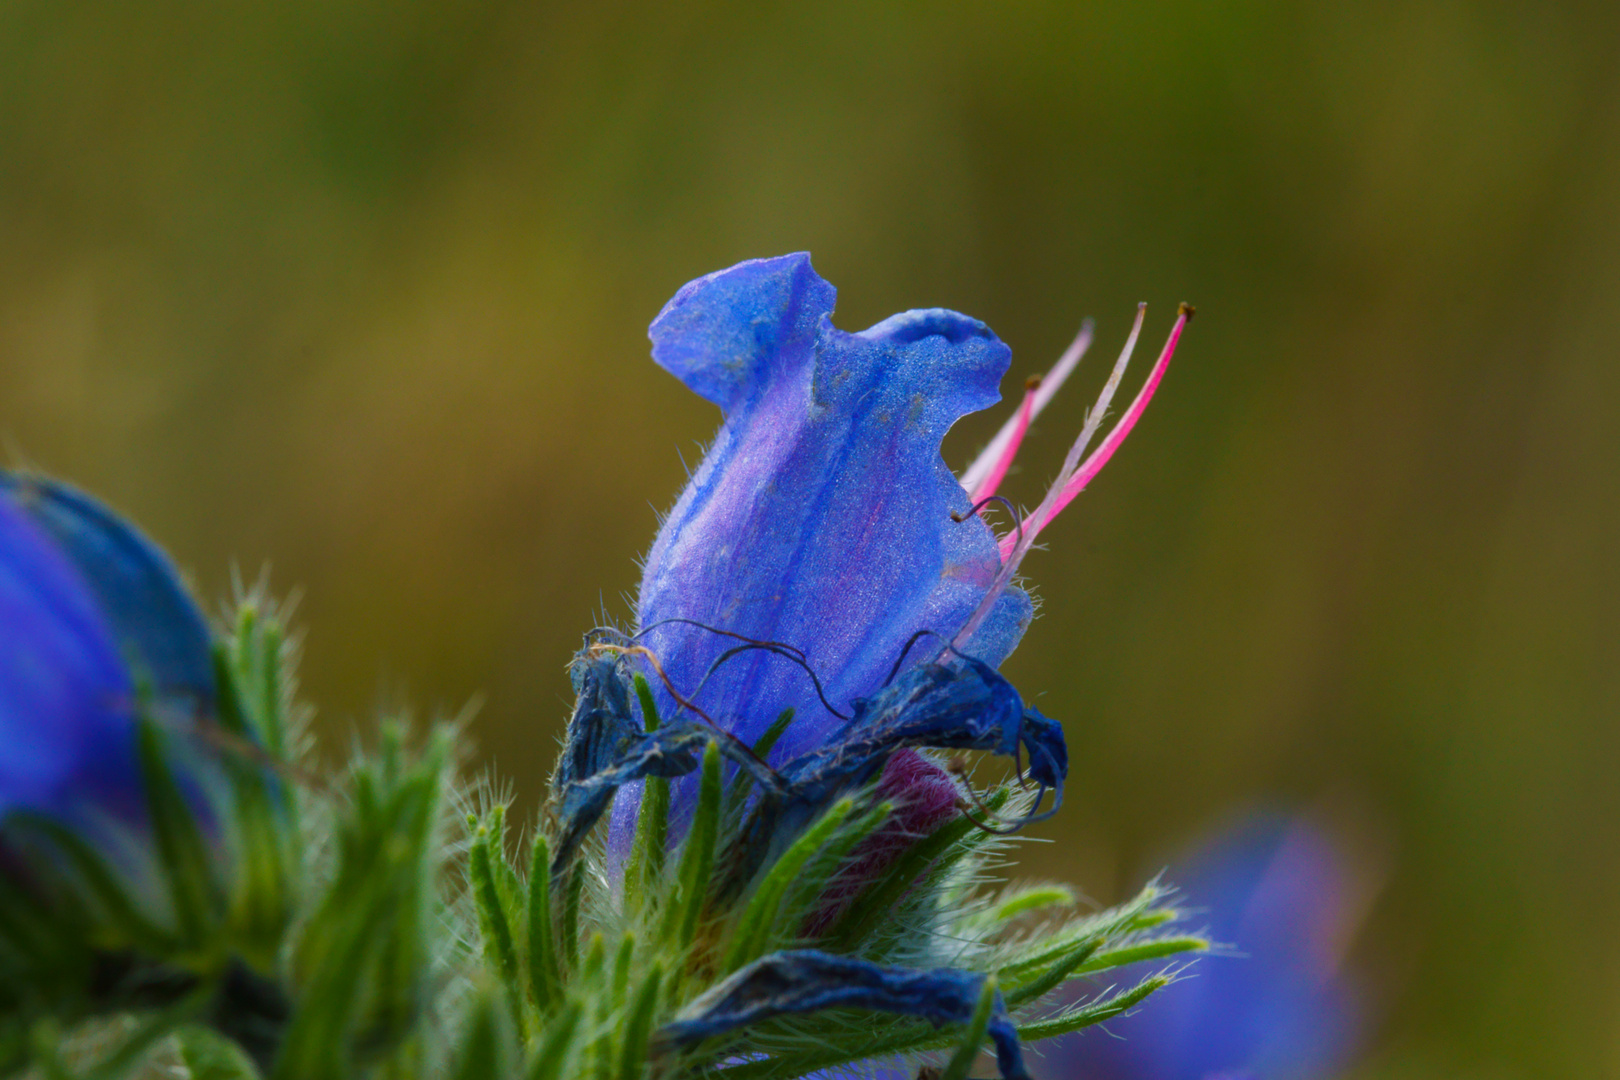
178, 1025, 262, 1080
1014, 972, 1174, 1040
826, 786, 1010, 954
449, 987, 513, 1080
471, 823, 526, 1041
624, 674, 670, 917
985, 885, 1076, 924
136, 715, 221, 950
939, 975, 997, 1080
6, 813, 178, 955
209, 641, 293, 966
662, 741, 721, 950
724, 708, 794, 811
527, 834, 561, 1013
525, 1003, 582, 1080
618, 964, 662, 1080
723, 797, 857, 974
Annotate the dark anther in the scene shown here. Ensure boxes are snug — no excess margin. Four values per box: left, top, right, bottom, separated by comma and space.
582, 640, 780, 776
585, 641, 720, 730
632, 617, 848, 721
634, 617, 810, 663
950, 758, 1057, 835
690, 641, 852, 722
882, 629, 950, 687
952, 493, 1025, 554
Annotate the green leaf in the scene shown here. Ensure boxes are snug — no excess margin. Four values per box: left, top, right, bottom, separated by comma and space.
525, 1003, 582, 1080
618, 965, 662, 1080
137, 716, 220, 948
663, 742, 721, 950
528, 833, 561, 1012
939, 976, 997, 1080
723, 798, 857, 973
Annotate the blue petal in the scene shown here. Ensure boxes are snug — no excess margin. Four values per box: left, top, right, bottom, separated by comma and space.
637, 254, 1033, 764
0, 473, 216, 714
657, 949, 1031, 1080
0, 490, 141, 824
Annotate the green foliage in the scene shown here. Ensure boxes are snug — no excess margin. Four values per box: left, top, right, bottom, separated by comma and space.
1, 600, 1205, 1079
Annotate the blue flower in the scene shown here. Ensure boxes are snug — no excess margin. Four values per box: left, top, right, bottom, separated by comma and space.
553, 253, 1188, 858
546, 256, 1191, 1080
1042, 815, 1365, 1080
635, 253, 1034, 761
0, 471, 217, 840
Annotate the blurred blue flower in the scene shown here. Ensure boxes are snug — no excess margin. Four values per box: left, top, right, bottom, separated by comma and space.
1042, 815, 1364, 1080
0, 472, 217, 838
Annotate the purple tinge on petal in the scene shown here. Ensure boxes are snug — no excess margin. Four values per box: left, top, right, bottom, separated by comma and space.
636, 254, 1033, 762
804, 749, 964, 935
0, 491, 143, 826
1042, 814, 1363, 1080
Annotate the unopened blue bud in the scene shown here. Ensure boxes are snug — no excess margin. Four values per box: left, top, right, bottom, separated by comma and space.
0, 472, 218, 840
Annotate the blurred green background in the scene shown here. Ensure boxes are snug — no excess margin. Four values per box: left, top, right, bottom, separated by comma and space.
2, 1, 1616, 1075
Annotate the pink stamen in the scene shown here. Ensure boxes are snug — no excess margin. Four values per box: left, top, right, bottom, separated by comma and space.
996, 303, 1148, 562
1022, 303, 1193, 545
969, 375, 1041, 503
959, 321, 1093, 497
953, 304, 1190, 655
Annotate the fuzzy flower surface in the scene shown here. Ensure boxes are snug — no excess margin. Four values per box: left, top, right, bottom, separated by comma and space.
635, 253, 1033, 758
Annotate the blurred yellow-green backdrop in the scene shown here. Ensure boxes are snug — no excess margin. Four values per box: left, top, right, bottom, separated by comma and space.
3, 1, 1617, 1075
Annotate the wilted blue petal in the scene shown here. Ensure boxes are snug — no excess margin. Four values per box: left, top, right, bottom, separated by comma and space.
726, 659, 1063, 882
552, 648, 644, 793
657, 949, 1031, 1080
637, 254, 1033, 762
549, 645, 784, 873
1045, 815, 1363, 1080
0, 490, 141, 824
0, 473, 216, 714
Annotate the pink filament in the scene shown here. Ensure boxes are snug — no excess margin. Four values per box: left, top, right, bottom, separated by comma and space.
952, 304, 1190, 656
959, 321, 1093, 497
970, 376, 1040, 503
1028, 303, 1192, 540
